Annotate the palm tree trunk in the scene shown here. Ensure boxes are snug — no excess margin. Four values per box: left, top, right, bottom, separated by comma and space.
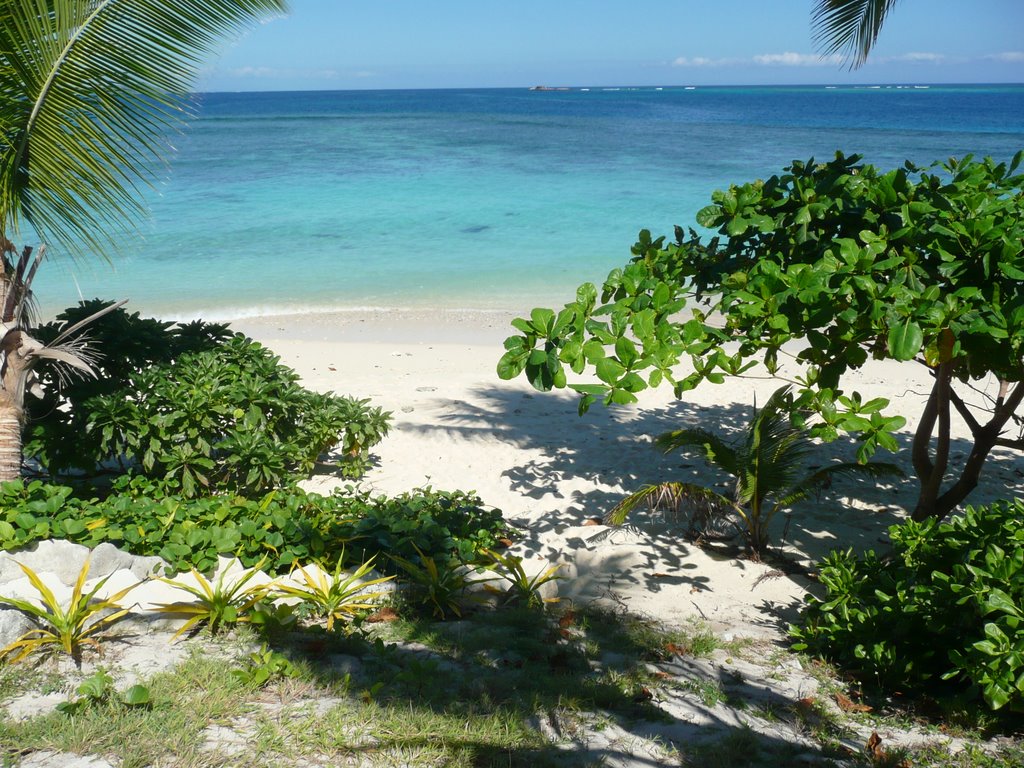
0, 394, 22, 480
0, 328, 28, 481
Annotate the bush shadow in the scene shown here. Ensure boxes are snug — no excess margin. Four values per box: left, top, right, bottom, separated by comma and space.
264, 603, 842, 767
403, 384, 1024, 564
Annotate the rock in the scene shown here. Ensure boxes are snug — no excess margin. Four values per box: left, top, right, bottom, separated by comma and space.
4, 693, 68, 722
87, 542, 165, 580
0, 606, 35, 649
0, 540, 168, 588
0, 540, 91, 585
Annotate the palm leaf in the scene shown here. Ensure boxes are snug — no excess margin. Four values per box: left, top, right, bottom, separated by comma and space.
776, 461, 904, 508
0, 0, 288, 257
811, 0, 902, 68
606, 481, 739, 527
737, 386, 812, 509
655, 427, 741, 476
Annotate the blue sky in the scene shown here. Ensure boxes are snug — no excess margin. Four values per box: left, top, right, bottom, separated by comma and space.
200, 0, 1024, 91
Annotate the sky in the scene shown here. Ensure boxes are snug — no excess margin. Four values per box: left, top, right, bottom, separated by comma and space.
199, 0, 1024, 91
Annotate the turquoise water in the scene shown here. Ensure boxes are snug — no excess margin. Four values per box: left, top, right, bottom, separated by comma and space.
33, 84, 1024, 320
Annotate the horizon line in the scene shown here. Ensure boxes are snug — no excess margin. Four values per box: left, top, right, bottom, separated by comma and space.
193, 81, 1024, 96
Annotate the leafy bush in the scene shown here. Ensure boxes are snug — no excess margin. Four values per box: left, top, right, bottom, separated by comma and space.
0, 480, 511, 577
792, 499, 1024, 710
25, 302, 390, 494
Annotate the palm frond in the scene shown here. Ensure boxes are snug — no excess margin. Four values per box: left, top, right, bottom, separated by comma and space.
811, 0, 902, 68
738, 386, 812, 507
655, 427, 740, 476
776, 461, 904, 508
605, 481, 737, 527
0, 0, 288, 258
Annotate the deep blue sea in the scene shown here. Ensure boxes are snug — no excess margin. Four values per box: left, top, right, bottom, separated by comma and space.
33, 84, 1024, 320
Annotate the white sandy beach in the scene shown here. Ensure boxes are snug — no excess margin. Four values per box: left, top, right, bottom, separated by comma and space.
234, 308, 1024, 641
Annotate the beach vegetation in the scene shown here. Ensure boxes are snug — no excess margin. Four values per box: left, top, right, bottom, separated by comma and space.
499, 152, 1024, 524
389, 545, 490, 619
607, 385, 902, 558
230, 643, 303, 688
154, 558, 275, 640
0, 480, 509, 578
272, 553, 394, 632
0, 0, 288, 484
792, 498, 1024, 711
481, 549, 563, 609
56, 669, 151, 716
0, 556, 138, 666
25, 302, 390, 494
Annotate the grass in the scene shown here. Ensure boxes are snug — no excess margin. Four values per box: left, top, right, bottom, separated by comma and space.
0, 601, 1021, 768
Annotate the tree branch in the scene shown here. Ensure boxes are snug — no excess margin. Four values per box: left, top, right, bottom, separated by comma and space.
948, 386, 982, 435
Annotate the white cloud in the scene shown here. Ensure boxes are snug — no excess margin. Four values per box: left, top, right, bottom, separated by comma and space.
889, 52, 946, 63
986, 51, 1024, 62
752, 52, 843, 67
672, 56, 720, 67
228, 66, 278, 78
223, 66, 367, 81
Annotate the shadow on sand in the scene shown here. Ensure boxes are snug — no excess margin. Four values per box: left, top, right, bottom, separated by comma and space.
399, 383, 1024, 564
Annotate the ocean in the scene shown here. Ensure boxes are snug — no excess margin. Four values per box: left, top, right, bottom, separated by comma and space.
32, 84, 1024, 320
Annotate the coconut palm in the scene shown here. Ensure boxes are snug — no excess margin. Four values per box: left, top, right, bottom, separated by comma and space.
0, 0, 288, 479
812, 0, 903, 68
607, 386, 902, 559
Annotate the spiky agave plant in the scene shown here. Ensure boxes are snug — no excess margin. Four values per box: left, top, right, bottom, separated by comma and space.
0, 555, 139, 666
608, 386, 902, 559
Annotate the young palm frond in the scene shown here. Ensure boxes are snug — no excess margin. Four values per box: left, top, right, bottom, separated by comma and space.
775, 461, 905, 509
612, 386, 902, 558
606, 481, 737, 527
735, 386, 813, 511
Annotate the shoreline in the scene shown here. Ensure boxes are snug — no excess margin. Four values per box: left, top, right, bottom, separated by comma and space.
231, 306, 525, 347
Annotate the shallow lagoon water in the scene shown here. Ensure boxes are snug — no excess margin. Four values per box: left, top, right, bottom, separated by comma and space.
32, 84, 1024, 320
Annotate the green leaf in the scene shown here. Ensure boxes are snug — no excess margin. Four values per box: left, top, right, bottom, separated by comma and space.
614, 337, 639, 368
695, 205, 720, 228
887, 319, 924, 361
985, 589, 1022, 618
530, 308, 555, 335
595, 358, 625, 384
122, 685, 151, 706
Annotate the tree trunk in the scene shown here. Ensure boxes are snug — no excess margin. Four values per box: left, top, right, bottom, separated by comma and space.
0, 328, 28, 481
0, 395, 22, 480
911, 373, 1024, 522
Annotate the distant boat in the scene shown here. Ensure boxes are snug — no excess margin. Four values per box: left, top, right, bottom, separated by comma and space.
684, 86, 696, 90
528, 85, 570, 91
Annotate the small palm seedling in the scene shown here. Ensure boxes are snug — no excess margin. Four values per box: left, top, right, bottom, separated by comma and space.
481, 549, 563, 609
0, 556, 138, 665
609, 386, 902, 559
273, 554, 394, 631
154, 558, 273, 640
389, 545, 492, 619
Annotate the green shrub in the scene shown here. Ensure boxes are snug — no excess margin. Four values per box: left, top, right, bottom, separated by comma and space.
792, 499, 1024, 710
24, 302, 390, 494
0, 480, 511, 577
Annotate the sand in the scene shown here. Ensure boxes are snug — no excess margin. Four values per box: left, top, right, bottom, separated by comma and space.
233, 307, 1024, 641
